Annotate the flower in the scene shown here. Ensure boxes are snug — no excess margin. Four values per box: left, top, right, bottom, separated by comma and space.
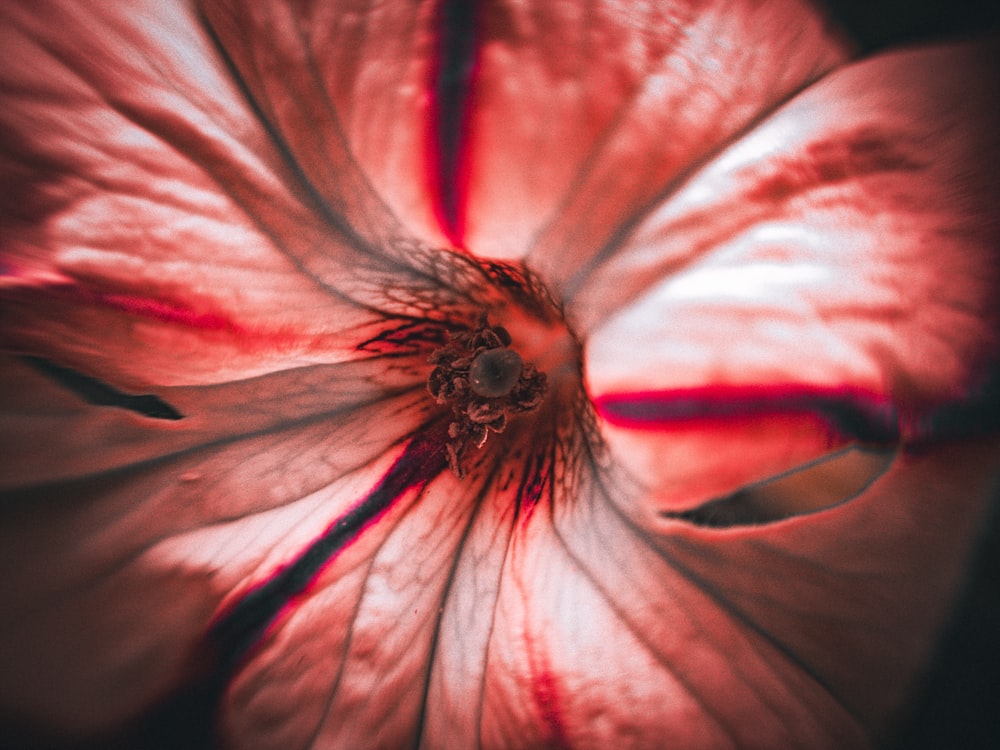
1, 1, 998, 748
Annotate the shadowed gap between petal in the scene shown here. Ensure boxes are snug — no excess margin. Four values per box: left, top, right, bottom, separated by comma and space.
22, 355, 184, 420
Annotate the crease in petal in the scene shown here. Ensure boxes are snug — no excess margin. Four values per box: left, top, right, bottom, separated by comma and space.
0, 350, 431, 490
649, 439, 1000, 738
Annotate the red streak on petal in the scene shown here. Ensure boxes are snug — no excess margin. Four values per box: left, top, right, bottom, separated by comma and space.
743, 127, 923, 204
594, 384, 901, 445
426, 0, 480, 247
92, 291, 237, 332
207, 425, 448, 673
517, 451, 549, 526
2, 280, 333, 357
7, 280, 242, 333
531, 669, 572, 750
136, 433, 450, 747
521, 604, 572, 749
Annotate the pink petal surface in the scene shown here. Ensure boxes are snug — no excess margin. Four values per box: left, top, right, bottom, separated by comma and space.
557, 439, 1000, 744
0, 0, 465, 389
0, 1, 997, 748
586, 39, 1000, 509
459, 0, 849, 268
0, 350, 434, 733
584, 38, 999, 399
196, 0, 454, 248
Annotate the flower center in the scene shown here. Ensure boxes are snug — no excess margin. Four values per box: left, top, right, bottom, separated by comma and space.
427, 313, 550, 477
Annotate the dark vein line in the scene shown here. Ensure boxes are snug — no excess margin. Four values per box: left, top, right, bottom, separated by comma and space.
411, 457, 505, 750
305, 423, 442, 748
545, 491, 741, 746
27, 20, 375, 317
1, 388, 431, 634
1, 374, 425, 500
562, 432, 844, 739
195, 4, 380, 257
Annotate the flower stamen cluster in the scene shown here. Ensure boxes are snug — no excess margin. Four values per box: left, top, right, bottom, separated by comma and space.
428, 314, 547, 477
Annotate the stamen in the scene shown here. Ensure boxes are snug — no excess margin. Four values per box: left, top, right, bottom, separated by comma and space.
427, 315, 548, 476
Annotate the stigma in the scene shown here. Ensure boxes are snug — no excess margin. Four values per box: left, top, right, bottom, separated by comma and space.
470, 348, 523, 398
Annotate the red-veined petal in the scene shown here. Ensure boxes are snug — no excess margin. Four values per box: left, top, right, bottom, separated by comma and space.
0, 348, 436, 737
197, 0, 452, 250
548, 437, 1000, 743
0, 0, 465, 389
460, 0, 850, 268
585, 38, 1000, 509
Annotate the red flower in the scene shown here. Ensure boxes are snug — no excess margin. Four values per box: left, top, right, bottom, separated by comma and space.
1, 1, 997, 747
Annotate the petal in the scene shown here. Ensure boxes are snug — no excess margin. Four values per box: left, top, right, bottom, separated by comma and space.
0, 350, 429, 490
460, 0, 849, 269
0, 349, 434, 738
197, 0, 451, 248
584, 38, 1000, 508
213, 428, 999, 748
206, 407, 570, 748
550, 437, 1000, 744
0, 0, 465, 389
215, 462, 480, 748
